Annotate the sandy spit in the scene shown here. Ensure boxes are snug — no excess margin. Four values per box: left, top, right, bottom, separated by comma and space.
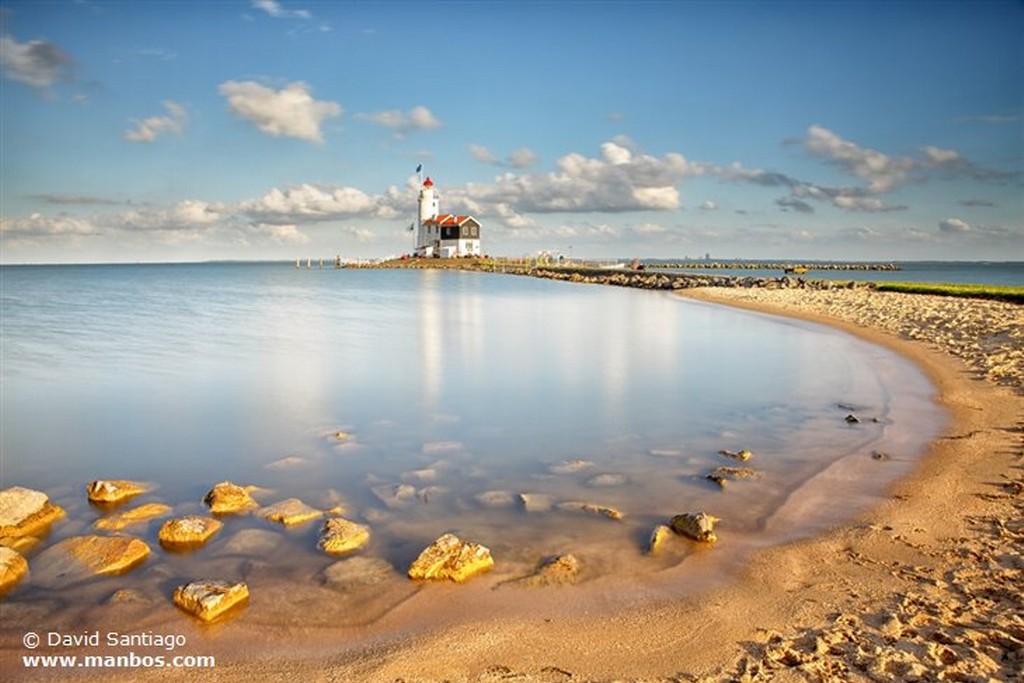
8, 287, 1023, 682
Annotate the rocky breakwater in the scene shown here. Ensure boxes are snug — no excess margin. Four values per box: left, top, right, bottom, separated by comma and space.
471, 261, 876, 294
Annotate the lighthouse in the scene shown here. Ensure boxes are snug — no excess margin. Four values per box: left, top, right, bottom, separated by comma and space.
414, 176, 482, 258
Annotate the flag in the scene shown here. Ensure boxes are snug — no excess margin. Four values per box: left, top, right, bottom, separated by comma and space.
415, 164, 422, 173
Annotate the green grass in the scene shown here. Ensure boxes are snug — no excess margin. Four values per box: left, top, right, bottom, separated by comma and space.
873, 281, 1024, 304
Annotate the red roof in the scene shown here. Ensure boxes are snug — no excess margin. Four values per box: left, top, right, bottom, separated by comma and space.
423, 213, 474, 226
423, 177, 434, 187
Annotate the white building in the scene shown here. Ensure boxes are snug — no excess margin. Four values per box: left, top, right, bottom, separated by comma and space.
415, 177, 482, 258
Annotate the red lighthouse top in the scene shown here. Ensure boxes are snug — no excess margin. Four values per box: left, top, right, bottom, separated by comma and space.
423, 177, 434, 188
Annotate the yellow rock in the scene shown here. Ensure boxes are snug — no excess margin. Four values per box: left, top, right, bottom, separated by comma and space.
66, 535, 150, 575
0, 486, 65, 541
408, 533, 494, 582
94, 503, 172, 531
670, 512, 719, 543
173, 580, 249, 622
259, 498, 323, 526
317, 518, 370, 555
203, 481, 258, 515
86, 480, 147, 505
649, 524, 674, 554
503, 553, 581, 588
0, 546, 29, 594
158, 517, 222, 548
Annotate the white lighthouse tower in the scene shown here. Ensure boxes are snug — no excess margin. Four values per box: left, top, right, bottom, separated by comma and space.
414, 176, 482, 258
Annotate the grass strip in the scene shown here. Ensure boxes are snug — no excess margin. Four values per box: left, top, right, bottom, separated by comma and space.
873, 281, 1024, 304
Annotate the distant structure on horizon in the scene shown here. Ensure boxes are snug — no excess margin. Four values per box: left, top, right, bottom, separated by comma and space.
414, 176, 482, 258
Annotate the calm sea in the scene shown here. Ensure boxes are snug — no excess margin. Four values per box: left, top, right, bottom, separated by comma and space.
0, 263, 945, 636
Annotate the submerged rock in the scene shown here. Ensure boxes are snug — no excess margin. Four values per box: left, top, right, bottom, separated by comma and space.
172, 580, 249, 622
548, 459, 594, 474
0, 547, 29, 594
322, 557, 394, 591
502, 554, 581, 588
670, 512, 719, 543
707, 466, 761, 489
317, 517, 370, 555
372, 483, 418, 509
408, 533, 494, 582
86, 480, 147, 505
556, 501, 623, 520
718, 449, 753, 462
0, 486, 65, 541
223, 528, 281, 555
33, 535, 150, 586
845, 414, 861, 424
158, 516, 223, 548
649, 524, 674, 554
203, 481, 259, 515
518, 493, 554, 512
474, 490, 518, 508
94, 503, 172, 531
586, 473, 628, 488
259, 498, 323, 526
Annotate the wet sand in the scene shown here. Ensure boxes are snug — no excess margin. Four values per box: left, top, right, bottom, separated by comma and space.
4, 286, 1021, 681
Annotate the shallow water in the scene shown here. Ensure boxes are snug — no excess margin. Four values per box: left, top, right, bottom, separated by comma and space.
0, 264, 945, 649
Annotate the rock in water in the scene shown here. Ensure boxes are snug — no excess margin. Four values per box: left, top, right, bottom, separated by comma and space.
555, 501, 623, 520
0, 486, 65, 540
845, 414, 860, 424
503, 554, 581, 588
408, 533, 494, 582
669, 512, 719, 543
94, 503, 172, 531
649, 524, 674, 554
86, 480, 147, 505
322, 557, 394, 591
203, 481, 259, 515
318, 518, 370, 555
259, 498, 323, 526
173, 580, 249, 622
32, 535, 150, 586
718, 449, 753, 461
0, 547, 29, 593
158, 517, 223, 548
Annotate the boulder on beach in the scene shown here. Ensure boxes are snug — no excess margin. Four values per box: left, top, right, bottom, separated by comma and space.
259, 498, 324, 526
317, 517, 370, 555
158, 516, 223, 548
172, 580, 249, 622
32, 535, 150, 587
669, 512, 719, 543
94, 503, 172, 531
203, 481, 259, 515
502, 553, 581, 588
86, 480, 147, 505
408, 533, 494, 582
0, 486, 65, 541
0, 547, 29, 594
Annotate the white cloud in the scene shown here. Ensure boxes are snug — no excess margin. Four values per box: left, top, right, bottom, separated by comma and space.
360, 105, 442, 136
804, 125, 915, 192
920, 145, 961, 166
469, 144, 539, 169
237, 184, 385, 224
938, 217, 971, 233
0, 34, 74, 89
219, 80, 341, 142
468, 144, 499, 164
251, 0, 312, 20
124, 101, 188, 143
700, 200, 717, 211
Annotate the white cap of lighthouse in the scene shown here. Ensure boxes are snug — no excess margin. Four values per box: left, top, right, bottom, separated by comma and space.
418, 177, 440, 224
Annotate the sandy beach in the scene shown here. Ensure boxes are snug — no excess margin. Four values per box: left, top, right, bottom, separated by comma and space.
5, 285, 1022, 682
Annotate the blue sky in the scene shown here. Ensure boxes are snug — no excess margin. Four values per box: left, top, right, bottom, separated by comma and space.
1, 0, 1021, 263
